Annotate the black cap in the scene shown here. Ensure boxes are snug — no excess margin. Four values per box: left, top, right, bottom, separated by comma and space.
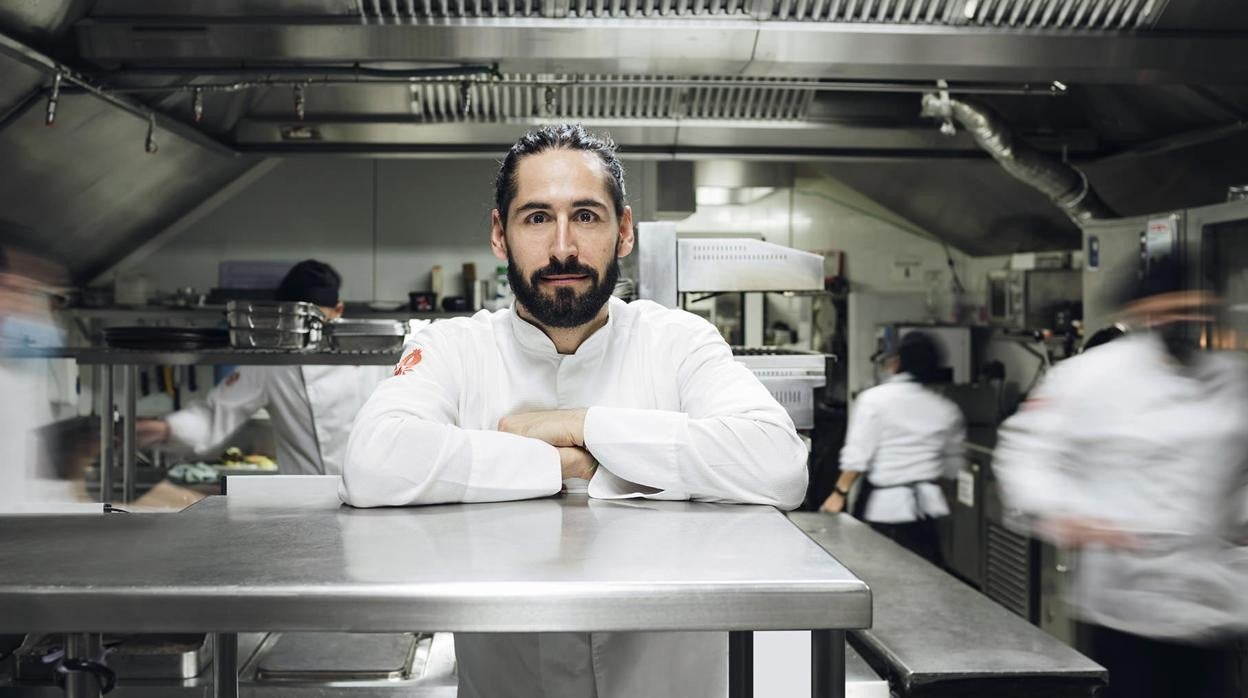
897, 331, 945, 385
275, 260, 341, 307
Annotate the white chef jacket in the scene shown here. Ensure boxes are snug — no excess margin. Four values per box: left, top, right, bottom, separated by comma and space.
340, 296, 808, 698
841, 373, 965, 523
166, 364, 390, 476
994, 332, 1248, 641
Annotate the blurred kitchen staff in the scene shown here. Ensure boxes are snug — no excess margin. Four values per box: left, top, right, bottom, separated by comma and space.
994, 258, 1248, 698
341, 123, 808, 698
139, 260, 391, 475
0, 243, 72, 509
820, 331, 965, 565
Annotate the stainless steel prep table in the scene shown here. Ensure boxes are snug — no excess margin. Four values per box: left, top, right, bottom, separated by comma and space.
790, 512, 1105, 697
0, 495, 871, 698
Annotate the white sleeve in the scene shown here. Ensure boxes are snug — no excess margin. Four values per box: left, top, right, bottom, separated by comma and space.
164, 368, 268, 457
339, 328, 562, 508
583, 320, 808, 510
837, 393, 880, 474
992, 365, 1080, 529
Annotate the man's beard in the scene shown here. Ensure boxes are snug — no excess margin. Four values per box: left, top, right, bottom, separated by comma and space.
508, 251, 620, 329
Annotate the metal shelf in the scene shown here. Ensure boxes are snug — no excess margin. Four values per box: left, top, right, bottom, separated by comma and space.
72, 348, 401, 366
60, 306, 471, 321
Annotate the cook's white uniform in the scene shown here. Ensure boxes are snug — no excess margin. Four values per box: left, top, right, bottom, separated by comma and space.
994, 332, 1248, 641
840, 373, 965, 522
166, 365, 390, 476
341, 297, 808, 698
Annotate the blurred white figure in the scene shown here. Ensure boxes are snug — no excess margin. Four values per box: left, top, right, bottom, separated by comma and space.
0, 245, 74, 510
994, 258, 1248, 698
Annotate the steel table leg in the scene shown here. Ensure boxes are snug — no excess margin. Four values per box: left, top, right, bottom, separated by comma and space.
121, 365, 137, 503
729, 631, 753, 698
97, 367, 113, 504
811, 629, 845, 698
213, 632, 239, 698
63, 633, 103, 698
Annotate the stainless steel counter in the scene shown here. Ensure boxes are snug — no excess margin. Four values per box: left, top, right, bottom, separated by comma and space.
789, 512, 1105, 697
0, 496, 870, 635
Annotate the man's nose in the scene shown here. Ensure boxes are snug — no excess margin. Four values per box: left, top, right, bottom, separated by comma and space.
553, 216, 578, 259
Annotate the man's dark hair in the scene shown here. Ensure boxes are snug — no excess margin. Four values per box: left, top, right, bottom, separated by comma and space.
897, 331, 945, 385
276, 259, 342, 307
494, 124, 627, 226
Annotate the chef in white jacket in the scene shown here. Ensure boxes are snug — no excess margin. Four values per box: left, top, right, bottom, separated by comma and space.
139, 260, 391, 476
819, 330, 965, 566
994, 259, 1248, 698
341, 123, 809, 698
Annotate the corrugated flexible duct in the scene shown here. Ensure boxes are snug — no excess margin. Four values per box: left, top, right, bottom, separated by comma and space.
920, 92, 1117, 224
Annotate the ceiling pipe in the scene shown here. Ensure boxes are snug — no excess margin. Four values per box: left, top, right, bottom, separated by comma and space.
0, 29, 236, 156
921, 89, 1117, 224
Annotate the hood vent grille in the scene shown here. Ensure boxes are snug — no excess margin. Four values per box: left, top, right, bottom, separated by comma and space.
409, 75, 816, 122
361, 0, 1158, 27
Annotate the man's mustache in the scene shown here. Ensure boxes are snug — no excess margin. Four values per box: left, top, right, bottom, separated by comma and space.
530, 258, 600, 284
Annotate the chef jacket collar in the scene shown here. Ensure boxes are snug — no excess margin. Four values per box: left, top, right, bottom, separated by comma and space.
508, 296, 621, 358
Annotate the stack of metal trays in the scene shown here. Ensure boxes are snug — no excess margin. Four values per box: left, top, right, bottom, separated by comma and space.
326, 319, 407, 352
102, 327, 229, 351
226, 301, 325, 350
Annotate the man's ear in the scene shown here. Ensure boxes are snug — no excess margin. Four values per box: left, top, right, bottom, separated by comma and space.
616, 205, 635, 258
491, 209, 508, 262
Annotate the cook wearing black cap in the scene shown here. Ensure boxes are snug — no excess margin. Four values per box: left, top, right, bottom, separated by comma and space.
276, 259, 346, 319
137, 260, 389, 476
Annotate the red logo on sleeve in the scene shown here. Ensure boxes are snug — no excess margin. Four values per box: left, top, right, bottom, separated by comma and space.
224, 371, 241, 387
394, 348, 423, 376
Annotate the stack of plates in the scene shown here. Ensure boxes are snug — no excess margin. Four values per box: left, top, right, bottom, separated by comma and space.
102, 327, 229, 351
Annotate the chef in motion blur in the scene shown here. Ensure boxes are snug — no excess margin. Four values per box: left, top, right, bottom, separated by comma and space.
994, 258, 1248, 698
820, 330, 965, 565
139, 260, 391, 475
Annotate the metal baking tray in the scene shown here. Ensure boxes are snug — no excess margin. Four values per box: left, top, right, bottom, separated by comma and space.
327, 320, 406, 352
254, 632, 420, 682
227, 311, 311, 332
230, 327, 323, 350
226, 300, 325, 318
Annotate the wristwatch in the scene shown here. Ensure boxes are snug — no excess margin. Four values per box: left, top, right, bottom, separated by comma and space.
833, 486, 850, 497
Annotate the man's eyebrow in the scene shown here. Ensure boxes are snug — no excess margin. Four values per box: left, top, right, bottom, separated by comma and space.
513, 201, 552, 214
572, 199, 608, 210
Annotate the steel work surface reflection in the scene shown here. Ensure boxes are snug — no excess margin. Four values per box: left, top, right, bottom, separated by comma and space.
0, 494, 870, 634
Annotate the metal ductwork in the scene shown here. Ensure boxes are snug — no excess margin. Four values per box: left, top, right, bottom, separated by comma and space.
921, 91, 1117, 224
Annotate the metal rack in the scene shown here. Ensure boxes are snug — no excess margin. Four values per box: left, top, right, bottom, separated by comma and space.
48, 346, 402, 504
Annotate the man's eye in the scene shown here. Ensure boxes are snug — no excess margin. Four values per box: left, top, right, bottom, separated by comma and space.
576, 210, 599, 223
526, 212, 550, 225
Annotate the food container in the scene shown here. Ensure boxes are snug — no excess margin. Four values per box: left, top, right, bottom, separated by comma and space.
226, 301, 325, 350
229, 327, 320, 350
327, 319, 407, 352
